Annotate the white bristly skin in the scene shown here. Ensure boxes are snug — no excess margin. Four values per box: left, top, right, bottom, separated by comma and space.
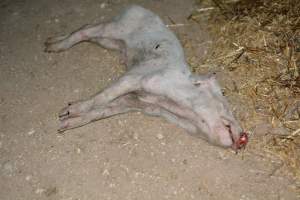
45, 5, 245, 149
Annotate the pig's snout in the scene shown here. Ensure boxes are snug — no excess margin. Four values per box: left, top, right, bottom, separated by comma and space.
232, 132, 248, 150
213, 118, 248, 151
226, 123, 248, 151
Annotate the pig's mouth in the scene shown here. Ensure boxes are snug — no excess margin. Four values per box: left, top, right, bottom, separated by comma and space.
225, 124, 248, 152
225, 124, 235, 144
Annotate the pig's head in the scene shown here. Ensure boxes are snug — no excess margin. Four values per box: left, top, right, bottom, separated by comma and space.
191, 74, 248, 150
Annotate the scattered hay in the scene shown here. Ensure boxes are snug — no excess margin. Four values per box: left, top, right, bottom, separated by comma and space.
190, 0, 300, 187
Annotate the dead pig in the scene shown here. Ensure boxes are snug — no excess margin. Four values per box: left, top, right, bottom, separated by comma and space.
45, 5, 248, 150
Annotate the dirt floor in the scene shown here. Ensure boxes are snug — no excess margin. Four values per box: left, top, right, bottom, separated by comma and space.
0, 0, 299, 199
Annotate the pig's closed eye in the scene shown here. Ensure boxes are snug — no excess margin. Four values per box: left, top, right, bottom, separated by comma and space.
194, 82, 201, 87
221, 89, 226, 96
154, 44, 160, 49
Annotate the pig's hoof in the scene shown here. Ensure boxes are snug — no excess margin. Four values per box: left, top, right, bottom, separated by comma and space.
46, 35, 67, 43
58, 115, 91, 132
59, 106, 79, 120
58, 100, 93, 120
44, 35, 67, 52
44, 43, 63, 53
59, 110, 70, 119
58, 120, 70, 132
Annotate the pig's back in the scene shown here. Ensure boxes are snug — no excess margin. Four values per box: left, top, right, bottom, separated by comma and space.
117, 5, 186, 66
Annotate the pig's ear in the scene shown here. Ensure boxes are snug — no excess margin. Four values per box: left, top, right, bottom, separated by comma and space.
192, 73, 224, 96
191, 73, 217, 86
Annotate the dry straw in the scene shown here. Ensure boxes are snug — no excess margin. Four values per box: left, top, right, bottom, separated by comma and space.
190, 0, 300, 188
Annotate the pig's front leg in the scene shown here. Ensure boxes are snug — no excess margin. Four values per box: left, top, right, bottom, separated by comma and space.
58, 92, 167, 132
59, 92, 197, 134
143, 107, 197, 135
58, 93, 141, 131
59, 74, 142, 122
139, 94, 198, 134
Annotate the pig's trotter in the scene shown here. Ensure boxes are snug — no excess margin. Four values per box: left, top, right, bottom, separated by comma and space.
59, 115, 91, 132
58, 94, 143, 132
58, 100, 94, 120
45, 35, 68, 44
58, 75, 141, 124
44, 28, 88, 52
44, 35, 69, 52
44, 24, 102, 53
58, 110, 70, 119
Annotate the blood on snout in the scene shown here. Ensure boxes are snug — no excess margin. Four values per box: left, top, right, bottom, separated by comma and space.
236, 132, 248, 149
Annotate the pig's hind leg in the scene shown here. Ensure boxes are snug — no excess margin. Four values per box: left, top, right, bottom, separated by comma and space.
45, 23, 126, 52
